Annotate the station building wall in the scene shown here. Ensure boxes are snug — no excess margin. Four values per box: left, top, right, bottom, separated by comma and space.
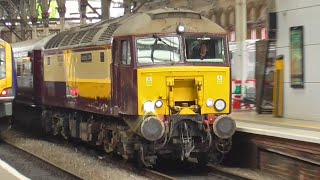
276, 0, 320, 121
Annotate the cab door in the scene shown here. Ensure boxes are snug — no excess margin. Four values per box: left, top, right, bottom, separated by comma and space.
111, 38, 135, 114
0, 44, 8, 95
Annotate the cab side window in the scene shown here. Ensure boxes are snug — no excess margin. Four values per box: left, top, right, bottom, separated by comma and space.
121, 40, 131, 65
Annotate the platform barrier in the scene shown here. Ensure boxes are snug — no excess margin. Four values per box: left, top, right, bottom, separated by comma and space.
232, 79, 256, 110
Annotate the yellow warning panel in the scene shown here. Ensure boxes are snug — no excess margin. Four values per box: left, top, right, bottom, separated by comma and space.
273, 55, 284, 117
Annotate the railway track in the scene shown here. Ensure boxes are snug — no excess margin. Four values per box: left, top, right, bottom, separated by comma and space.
144, 167, 246, 180
0, 128, 250, 180
0, 141, 80, 180
151, 158, 250, 180
65, 141, 248, 180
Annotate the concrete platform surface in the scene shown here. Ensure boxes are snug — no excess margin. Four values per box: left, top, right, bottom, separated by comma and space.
0, 158, 29, 180
231, 111, 320, 144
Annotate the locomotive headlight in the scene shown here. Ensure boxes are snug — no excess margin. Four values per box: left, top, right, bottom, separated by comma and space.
177, 25, 185, 33
1, 89, 7, 96
206, 98, 214, 107
215, 99, 226, 111
155, 100, 163, 108
143, 101, 155, 113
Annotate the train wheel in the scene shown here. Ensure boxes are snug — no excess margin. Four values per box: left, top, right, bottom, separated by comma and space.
197, 152, 209, 167
135, 150, 144, 168
135, 146, 154, 168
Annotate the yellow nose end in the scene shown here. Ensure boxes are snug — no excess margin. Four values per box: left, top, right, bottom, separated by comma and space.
179, 108, 196, 115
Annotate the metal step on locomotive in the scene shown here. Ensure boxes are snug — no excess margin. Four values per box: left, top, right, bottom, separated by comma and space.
12, 8, 236, 167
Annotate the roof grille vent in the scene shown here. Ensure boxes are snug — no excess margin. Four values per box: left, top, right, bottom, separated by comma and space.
60, 33, 77, 46
151, 12, 201, 20
98, 23, 120, 42
70, 31, 87, 45
81, 28, 102, 44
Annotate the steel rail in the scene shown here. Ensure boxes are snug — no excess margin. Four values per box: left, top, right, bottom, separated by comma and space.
1, 138, 83, 180
0, 129, 248, 180
142, 169, 176, 180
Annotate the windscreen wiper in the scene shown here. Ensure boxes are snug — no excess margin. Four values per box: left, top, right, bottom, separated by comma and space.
152, 34, 171, 63
153, 34, 171, 47
152, 34, 176, 63
151, 36, 158, 63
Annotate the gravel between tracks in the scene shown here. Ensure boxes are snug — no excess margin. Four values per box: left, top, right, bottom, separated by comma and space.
0, 129, 148, 180
0, 127, 276, 180
0, 142, 79, 180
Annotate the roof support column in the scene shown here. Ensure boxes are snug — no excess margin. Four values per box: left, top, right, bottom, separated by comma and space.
124, 0, 132, 15
101, 0, 111, 20
29, 0, 37, 39
235, 0, 247, 98
20, 0, 27, 40
79, 0, 87, 25
10, 13, 17, 42
0, 8, 3, 17
57, 0, 66, 31
11, 19, 17, 43
41, 0, 50, 36
132, 0, 147, 13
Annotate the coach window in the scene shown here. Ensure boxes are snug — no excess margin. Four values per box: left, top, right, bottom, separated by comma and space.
100, 52, 105, 62
81, 53, 92, 63
121, 40, 131, 65
16, 62, 21, 77
0, 45, 6, 79
47, 57, 51, 65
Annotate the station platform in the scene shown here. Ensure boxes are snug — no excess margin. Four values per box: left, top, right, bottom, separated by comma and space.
0, 158, 29, 180
231, 111, 320, 144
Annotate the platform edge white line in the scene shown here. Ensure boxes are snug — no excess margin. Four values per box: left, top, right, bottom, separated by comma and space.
0, 158, 30, 180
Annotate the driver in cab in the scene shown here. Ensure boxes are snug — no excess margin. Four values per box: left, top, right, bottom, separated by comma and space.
193, 43, 210, 60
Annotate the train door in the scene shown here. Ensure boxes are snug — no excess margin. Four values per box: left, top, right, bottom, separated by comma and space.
31, 50, 43, 104
111, 40, 120, 107
111, 38, 134, 114
15, 50, 42, 105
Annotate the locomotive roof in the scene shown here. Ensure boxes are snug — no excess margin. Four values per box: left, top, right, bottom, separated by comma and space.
45, 8, 226, 50
12, 35, 55, 54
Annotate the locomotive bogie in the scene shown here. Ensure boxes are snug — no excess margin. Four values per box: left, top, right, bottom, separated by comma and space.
40, 106, 231, 166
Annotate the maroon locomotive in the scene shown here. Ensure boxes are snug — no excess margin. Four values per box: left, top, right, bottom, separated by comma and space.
12, 8, 236, 167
